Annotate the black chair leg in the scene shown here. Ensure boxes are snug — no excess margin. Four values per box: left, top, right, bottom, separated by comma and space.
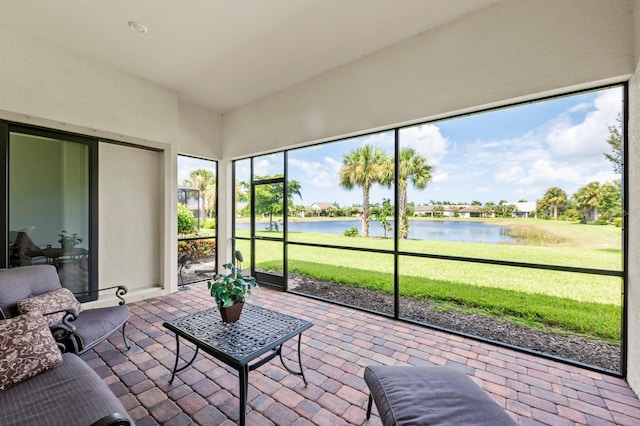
121, 322, 131, 350
366, 394, 373, 419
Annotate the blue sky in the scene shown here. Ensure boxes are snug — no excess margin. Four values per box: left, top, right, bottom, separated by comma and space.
182, 86, 623, 208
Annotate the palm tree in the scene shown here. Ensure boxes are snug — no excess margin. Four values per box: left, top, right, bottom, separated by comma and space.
541, 187, 567, 220
574, 182, 603, 221
479, 201, 496, 218
398, 148, 432, 238
204, 180, 217, 218
183, 169, 215, 219
339, 145, 391, 237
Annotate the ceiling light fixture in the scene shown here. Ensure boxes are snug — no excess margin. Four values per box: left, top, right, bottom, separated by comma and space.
127, 21, 148, 34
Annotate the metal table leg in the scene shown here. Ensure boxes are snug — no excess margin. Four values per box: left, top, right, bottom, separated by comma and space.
169, 334, 200, 384
279, 333, 308, 385
239, 365, 249, 426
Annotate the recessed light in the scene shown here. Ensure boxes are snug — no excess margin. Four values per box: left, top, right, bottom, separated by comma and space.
128, 21, 148, 34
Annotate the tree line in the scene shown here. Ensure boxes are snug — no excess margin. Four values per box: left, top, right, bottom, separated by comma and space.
539, 114, 622, 223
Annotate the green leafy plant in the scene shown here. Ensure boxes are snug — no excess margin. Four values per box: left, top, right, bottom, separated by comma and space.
208, 263, 258, 308
343, 227, 359, 237
58, 230, 82, 248
178, 203, 196, 234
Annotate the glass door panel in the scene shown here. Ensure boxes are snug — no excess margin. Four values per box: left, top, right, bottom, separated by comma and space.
8, 132, 90, 294
177, 155, 217, 286
252, 179, 285, 288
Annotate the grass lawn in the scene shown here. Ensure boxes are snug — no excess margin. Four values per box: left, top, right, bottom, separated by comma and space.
235, 218, 623, 342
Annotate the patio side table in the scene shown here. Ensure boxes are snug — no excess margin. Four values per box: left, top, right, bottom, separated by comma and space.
162, 304, 312, 425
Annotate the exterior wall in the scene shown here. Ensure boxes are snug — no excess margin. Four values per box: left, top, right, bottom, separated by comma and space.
0, 25, 221, 299
0, 26, 178, 144
98, 144, 164, 302
178, 100, 222, 159
222, 0, 633, 158
627, 0, 640, 398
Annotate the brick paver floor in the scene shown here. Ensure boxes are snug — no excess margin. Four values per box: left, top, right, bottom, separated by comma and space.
83, 282, 640, 425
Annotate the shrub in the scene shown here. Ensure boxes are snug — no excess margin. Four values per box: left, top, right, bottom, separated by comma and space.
343, 227, 359, 237
178, 203, 196, 234
613, 218, 623, 228
202, 219, 216, 229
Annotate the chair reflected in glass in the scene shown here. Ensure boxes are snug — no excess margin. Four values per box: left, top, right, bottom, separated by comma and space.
9, 227, 48, 267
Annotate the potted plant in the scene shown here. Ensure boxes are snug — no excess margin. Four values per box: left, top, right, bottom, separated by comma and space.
58, 230, 82, 252
207, 262, 258, 322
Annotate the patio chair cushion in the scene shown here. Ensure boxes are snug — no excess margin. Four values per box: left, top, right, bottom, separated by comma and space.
0, 352, 133, 426
364, 365, 517, 426
18, 287, 83, 326
0, 312, 63, 391
0, 265, 62, 319
71, 305, 130, 351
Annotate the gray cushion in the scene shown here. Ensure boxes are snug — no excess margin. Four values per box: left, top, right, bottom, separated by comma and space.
72, 305, 130, 352
0, 265, 62, 319
0, 353, 132, 426
364, 365, 517, 426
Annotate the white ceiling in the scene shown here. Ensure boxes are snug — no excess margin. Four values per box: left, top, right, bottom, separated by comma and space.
0, 0, 501, 113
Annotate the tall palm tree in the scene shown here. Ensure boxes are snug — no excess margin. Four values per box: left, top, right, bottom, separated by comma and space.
339, 145, 391, 237
574, 182, 603, 221
398, 148, 432, 238
183, 168, 215, 219
204, 183, 217, 218
541, 187, 567, 220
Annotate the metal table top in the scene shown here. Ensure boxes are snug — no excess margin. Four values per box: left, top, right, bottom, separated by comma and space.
163, 304, 312, 366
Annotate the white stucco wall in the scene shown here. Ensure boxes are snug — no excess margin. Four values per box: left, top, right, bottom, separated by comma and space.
0, 26, 178, 144
222, 0, 633, 157
98, 144, 163, 297
626, 0, 640, 398
178, 100, 222, 159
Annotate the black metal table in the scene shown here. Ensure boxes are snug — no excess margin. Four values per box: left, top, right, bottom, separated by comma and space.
162, 304, 313, 425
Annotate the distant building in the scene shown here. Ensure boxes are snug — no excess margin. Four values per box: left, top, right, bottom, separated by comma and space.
309, 202, 338, 217
514, 202, 537, 218
310, 202, 336, 211
413, 205, 434, 216
459, 205, 481, 218
414, 203, 536, 218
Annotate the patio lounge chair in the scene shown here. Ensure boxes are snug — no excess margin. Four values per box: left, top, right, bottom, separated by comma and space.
0, 264, 130, 354
364, 365, 517, 425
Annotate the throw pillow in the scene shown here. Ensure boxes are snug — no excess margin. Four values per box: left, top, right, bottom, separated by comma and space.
0, 312, 63, 391
18, 288, 83, 326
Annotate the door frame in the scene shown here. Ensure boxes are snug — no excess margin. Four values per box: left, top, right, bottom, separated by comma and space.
250, 175, 287, 289
0, 121, 99, 301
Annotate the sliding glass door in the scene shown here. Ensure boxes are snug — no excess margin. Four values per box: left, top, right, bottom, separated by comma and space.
2, 124, 97, 298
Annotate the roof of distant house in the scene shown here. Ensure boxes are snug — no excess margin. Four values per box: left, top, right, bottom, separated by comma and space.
310, 202, 337, 209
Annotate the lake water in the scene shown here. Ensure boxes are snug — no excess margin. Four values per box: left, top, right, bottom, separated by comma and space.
242, 219, 515, 244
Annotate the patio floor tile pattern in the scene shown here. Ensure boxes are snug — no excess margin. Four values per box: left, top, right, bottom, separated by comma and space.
83, 282, 640, 425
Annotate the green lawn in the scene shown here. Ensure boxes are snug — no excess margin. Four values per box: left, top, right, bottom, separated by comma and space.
235, 218, 623, 342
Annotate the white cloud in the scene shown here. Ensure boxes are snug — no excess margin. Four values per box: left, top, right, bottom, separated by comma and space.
399, 124, 450, 165
253, 159, 271, 176
177, 156, 216, 184
288, 157, 343, 198
493, 164, 525, 182
431, 171, 449, 183
361, 132, 394, 149
545, 89, 621, 160
568, 102, 591, 113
